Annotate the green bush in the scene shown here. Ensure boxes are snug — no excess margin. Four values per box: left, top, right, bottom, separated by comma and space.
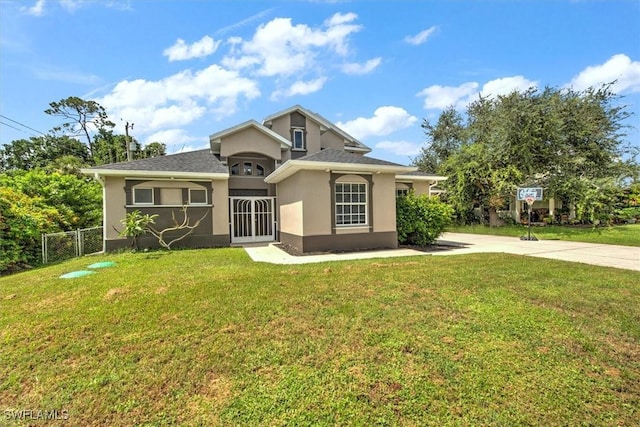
0, 187, 66, 274
396, 193, 453, 246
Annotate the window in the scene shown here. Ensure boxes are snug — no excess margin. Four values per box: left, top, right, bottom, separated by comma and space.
189, 188, 207, 205
243, 162, 253, 176
256, 164, 265, 176
335, 183, 367, 226
230, 163, 240, 175
133, 188, 153, 205
293, 128, 305, 150
396, 188, 409, 198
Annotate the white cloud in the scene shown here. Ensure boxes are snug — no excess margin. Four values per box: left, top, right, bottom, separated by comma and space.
325, 12, 358, 26
405, 26, 438, 46
566, 54, 640, 94
375, 140, 422, 156
341, 57, 382, 75
144, 129, 205, 153
417, 82, 479, 110
221, 13, 362, 77
479, 76, 537, 97
336, 106, 418, 140
22, 0, 46, 16
21, 0, 132, 15
418, 76, 537, 110
98, 64, 260, 134
59, 0, 83, 12
271, 77, 328, 100
163, 36, 221, 62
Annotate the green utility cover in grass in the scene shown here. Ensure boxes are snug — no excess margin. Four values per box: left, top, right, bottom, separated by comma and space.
60, 270, 96, 279
87, 261, 117, 269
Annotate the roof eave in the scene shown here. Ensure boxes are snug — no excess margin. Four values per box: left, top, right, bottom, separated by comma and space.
264, 160, 415, 184
209, 120, 291, 152
396, 174, 448, 181
81, 168, 229, 180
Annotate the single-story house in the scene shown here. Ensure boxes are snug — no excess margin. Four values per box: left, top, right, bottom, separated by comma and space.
82, 105, 446, 253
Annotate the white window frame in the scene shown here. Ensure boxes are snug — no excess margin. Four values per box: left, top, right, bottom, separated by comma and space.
335, 182, 367, 226
188, 188, 208, 205
292, 128, 305, 151
133, 187, 154, 205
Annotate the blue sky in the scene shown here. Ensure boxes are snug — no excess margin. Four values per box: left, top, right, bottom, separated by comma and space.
1, 0, 639, 166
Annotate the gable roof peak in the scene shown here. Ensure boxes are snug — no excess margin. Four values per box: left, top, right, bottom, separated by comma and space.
262, 105, 371, 153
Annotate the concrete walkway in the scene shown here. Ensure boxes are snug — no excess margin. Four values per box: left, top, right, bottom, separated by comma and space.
243, 233, 640, 271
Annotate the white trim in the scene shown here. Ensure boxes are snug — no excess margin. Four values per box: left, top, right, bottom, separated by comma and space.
396, 174, 448, 181
292, 128, 305, 151
81, 169, 229, 180
189, 188, 208, 205
265, 160, 416, 184
133, 187, 154, 205
335, 181, 368, 227
126, 204, 213, 209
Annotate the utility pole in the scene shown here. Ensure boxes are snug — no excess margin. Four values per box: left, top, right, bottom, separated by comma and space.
124, 121, 134, 162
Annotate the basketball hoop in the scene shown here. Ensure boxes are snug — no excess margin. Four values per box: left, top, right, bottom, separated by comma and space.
521, 195, 539, 240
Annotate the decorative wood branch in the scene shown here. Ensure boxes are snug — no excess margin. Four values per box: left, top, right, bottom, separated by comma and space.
146, 206, 209, 250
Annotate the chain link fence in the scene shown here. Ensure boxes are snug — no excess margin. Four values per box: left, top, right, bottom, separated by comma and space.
42, 227, 104, 264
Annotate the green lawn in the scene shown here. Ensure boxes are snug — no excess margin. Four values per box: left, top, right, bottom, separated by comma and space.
446, 223, 640, 246
1, 249, 639, 426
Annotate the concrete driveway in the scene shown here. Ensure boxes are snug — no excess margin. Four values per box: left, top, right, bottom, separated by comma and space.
244, 233, 640, 271
435, 232, 640, 271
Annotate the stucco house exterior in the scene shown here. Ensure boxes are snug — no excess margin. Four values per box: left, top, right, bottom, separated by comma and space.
82, 105, 446, 253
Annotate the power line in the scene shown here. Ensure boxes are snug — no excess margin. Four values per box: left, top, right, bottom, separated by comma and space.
0, 114, 46, 136
0, 120, 39, 137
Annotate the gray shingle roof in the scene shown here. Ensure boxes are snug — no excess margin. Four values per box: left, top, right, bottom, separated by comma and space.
402, 170, 441, 177
89, 149, 228, 174
297, 149, 404, 167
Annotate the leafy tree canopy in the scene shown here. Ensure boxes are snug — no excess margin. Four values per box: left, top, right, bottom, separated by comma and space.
0, 170, 102, 229
0, 135, 90, 172
45, 96, 115, 157
413, 84, 637, 221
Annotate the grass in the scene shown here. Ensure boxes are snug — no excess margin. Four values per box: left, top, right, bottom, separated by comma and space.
446, 223, 640, 246
1, 249, 639, 426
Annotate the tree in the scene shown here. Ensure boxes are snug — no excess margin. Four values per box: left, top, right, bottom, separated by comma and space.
93, 131, 166, 165
92, 129, 139, 165
0, 170, 102, 229
119, 210, 158, 250
429, 84, 636, 223
0, 187, 66, 274
45, 96, 115, 158
142, 142, 167, 159
0, 135, 90, 172
413, 106, 467, 173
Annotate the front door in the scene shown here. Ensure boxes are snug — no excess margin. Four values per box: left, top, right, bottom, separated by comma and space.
230, 197, 276, 243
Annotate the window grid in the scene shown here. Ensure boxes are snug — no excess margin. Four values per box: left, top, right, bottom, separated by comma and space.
335, 183, 367, 226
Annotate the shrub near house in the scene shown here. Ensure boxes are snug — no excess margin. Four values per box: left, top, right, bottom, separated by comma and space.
396, 192, 453, 246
